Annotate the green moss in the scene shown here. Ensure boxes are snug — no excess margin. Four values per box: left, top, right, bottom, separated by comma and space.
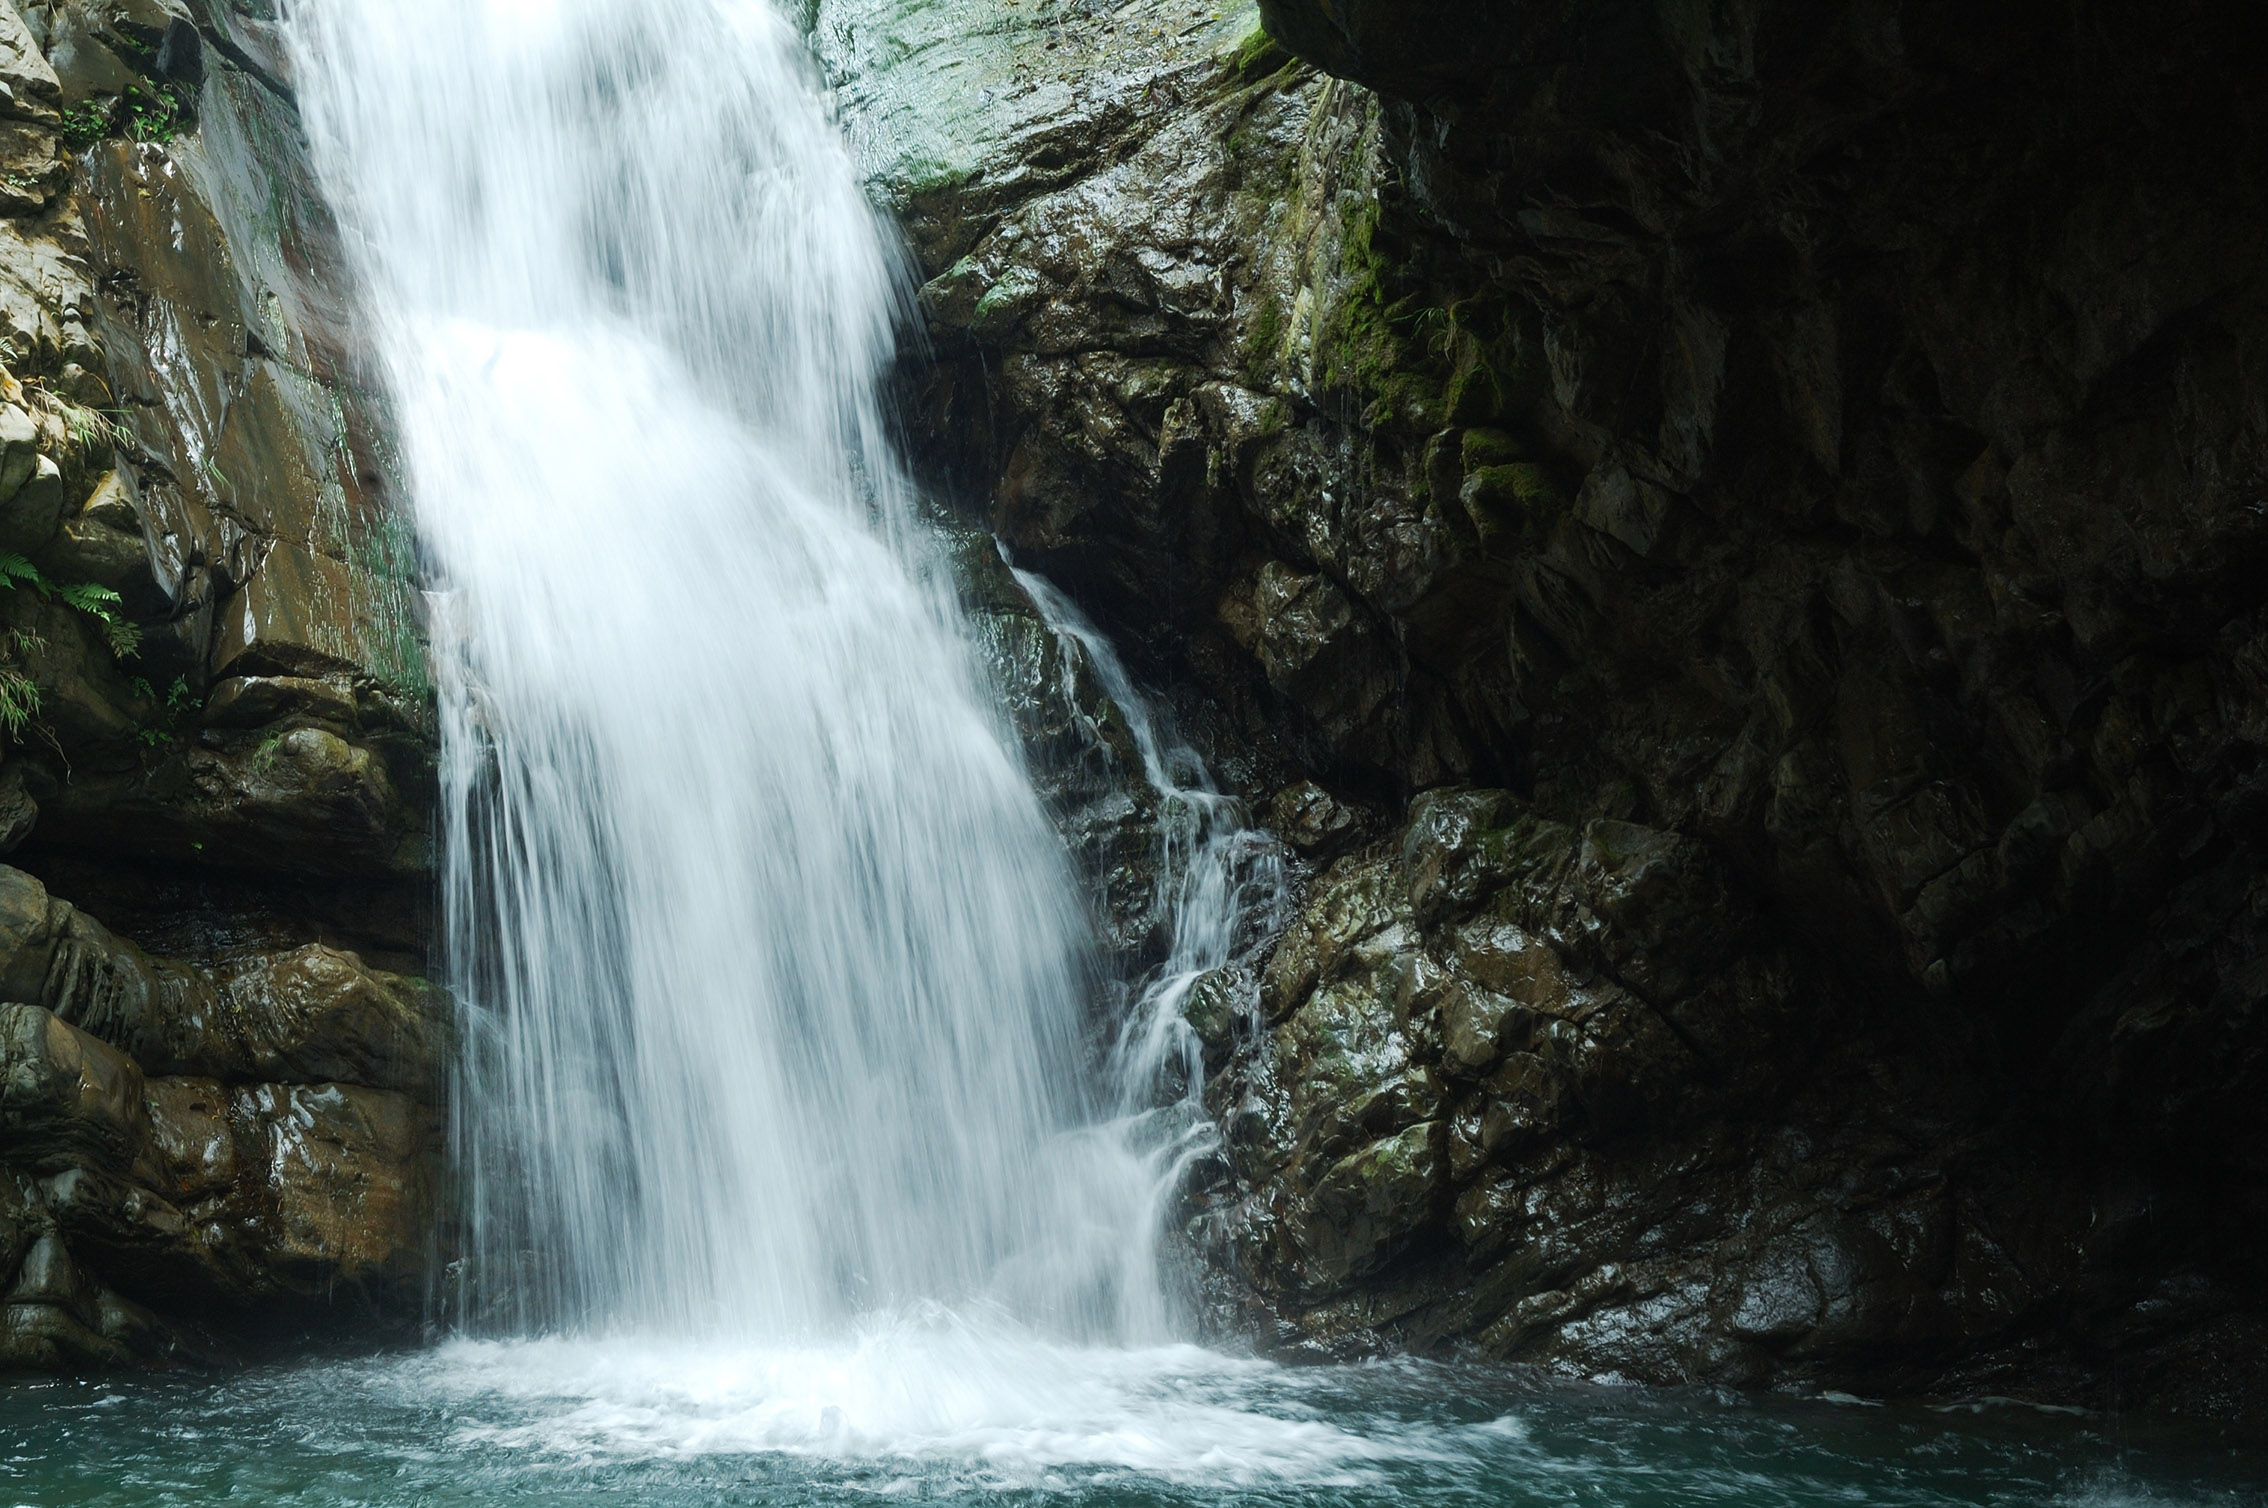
1461, 463, 1573, 548
1229, 24, 1293, 83
1240, 295, 1286, 385
1312, 196, 1451, 430
970, 267, 1041, 341
1444, 357, 1501, 427
348, 513, 435, 704
1462, 428, 1526, 471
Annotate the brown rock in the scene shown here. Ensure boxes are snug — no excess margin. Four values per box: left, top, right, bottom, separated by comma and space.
0, 1003, 149, 1173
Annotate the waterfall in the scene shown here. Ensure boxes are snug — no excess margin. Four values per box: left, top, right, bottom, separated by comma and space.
1016, 571, 1291, 1217
286, 0, 1154, 1343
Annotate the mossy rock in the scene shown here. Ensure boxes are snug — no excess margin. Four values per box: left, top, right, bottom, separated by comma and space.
1230, 24, 1296, 83
1461, 428, 1526, 471
1461, 463, 1570, 547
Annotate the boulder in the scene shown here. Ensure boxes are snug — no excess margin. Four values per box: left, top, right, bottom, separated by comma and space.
0, 1003, 149, 1173
214, 946, 447, 1096
229, 1082, 436, 1301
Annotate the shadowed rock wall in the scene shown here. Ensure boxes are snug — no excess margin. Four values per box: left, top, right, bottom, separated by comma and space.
859, 0, 2268, 1420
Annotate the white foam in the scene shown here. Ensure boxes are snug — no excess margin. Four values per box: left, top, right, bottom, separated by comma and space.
363, 1318, 1482, 1490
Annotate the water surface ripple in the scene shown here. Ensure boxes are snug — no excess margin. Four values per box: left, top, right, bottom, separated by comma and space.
5, 1340, 2260, 1506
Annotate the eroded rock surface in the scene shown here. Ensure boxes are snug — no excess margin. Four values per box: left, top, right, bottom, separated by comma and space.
855, 0, 2268, 1421
2, 0, 429, 881
0, 865, 442, 1367
0, 2, 439, 1369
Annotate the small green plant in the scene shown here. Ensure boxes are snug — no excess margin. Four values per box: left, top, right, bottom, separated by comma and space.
124, 83, 191, 144
54, 397, 132, 457
0, 628, 44, 742
131, 673, 199, 749
57, 82, 195, 152
252, 729, 288, 773
0, 552, 143, 658
59, 99, 112, 152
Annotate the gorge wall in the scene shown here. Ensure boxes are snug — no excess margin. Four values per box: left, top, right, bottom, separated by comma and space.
841, 0, 2268, 1420
0, 0, 440, 1367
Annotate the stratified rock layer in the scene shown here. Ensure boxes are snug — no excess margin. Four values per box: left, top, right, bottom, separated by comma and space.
1, 864, 442, 1365
851, 0, 2268, 1419
1, 1, 439, 1367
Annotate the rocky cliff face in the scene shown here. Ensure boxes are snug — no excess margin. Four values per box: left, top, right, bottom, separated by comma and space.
846, 0, 2268, 1420
8, 0, 2255, 1418
0, 0, 438, 1368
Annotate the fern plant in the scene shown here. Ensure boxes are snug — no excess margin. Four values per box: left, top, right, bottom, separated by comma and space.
129, 673, 201, 747
0, 629, 43, 741
0, 552, 143, 657
57, 582, 140, 657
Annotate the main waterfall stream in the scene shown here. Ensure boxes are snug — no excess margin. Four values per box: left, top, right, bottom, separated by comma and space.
292, 0, 1133, 1349
1, 0, 2260, 1502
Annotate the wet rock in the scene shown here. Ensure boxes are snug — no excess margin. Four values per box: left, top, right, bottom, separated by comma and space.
139, 1076, 237, 1202
152, 18, 200, 86
1181, 965, 1247, 1071
1188, 789, 2082, 1401
0, 4, 442, 1375
228, 1082, 436, 1302
1, 1233, 134, 1368
213, 945, 447, 1096
201, 674, 360, 731
871, 0, 2268, 1421
946, 518, 1167, 970
1298, 1120, 1446, 1290
36, 473, 167, 619
0, 762, 35, 853
31, 725, 430, 879
0, 403, 63, 552
1266, 779, 1370, 857
0, 865, 446, 1091
0, 6, 64, 113
0, 1002, 148, 1172
38, 1162, 222, 1307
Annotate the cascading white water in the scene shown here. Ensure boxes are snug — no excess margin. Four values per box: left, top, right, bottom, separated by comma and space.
286, 0, 1155, 1343
1017, 571, 1291, 1211
273, 0, 1423, 1475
